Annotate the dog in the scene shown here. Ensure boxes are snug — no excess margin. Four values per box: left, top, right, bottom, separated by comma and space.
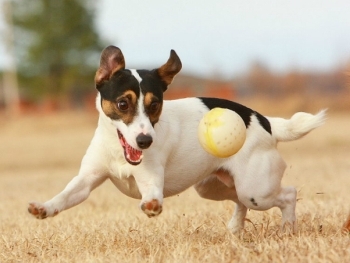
28, 46, 326, 233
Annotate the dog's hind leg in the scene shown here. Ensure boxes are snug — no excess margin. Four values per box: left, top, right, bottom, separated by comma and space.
227, 201, 247, 233
194, 171, 247, 234
231, 147, 298, 233
274, 186, 298, 233
28, 167, 107, 219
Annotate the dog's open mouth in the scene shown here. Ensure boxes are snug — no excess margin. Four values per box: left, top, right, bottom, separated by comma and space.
117, 130, 143, 165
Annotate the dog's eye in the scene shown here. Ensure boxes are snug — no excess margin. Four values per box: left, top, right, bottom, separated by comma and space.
149, 102, 160, 113
117, 100, 129, 111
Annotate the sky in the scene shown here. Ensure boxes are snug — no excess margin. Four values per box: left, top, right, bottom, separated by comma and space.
1, 0, 350, 78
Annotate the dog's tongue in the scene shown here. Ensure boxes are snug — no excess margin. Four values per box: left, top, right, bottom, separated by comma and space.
125, 143, 142, 163
117, 130, 143, 165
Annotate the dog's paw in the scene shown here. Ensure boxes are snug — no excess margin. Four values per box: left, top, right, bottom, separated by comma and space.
227, 219, 244, 235
28, 202, 59, 219
281, 220, 298, 235
141, 199, 163, 217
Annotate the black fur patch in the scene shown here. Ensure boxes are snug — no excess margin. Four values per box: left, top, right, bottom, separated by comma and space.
250, 198, 258, 206
199, 97, 271, 134
97, 69, 140, 102
137, 69, 167, 100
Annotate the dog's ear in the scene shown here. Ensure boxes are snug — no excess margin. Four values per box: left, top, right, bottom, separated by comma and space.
157, 50, 182, 87
95, 46, 125, 87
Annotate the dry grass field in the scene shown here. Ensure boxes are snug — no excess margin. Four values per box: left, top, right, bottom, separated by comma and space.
0, 109, 349, 262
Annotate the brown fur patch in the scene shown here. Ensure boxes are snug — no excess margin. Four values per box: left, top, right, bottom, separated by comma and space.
122, 91, 137, 105
144, 92, 154, 106
101, 91, 138, 123
144, 92, 162, 125
157, 50, 182, 86
157, 67, 174, 86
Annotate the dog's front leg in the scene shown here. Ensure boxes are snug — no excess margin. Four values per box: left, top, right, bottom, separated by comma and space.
28, 165, 107, 219
133, 167, 164, 217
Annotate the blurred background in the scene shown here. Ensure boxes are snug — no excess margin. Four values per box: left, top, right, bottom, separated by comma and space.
0, 0, 350, 116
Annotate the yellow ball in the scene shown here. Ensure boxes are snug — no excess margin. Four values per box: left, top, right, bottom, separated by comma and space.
198, 108, 246, 158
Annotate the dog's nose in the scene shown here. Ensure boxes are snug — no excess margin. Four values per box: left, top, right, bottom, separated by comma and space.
136, 134, 153, 149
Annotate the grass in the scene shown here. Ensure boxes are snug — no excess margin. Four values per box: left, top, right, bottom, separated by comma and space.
0, 111, 349, 262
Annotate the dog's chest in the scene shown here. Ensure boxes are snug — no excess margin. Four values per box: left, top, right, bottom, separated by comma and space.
109, 174, 141, 199
106, 158, 142, 199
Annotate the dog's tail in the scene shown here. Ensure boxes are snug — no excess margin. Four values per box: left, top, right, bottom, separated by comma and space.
267, 109, 327, 142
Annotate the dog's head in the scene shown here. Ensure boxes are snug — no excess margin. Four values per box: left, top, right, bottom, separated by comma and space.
95, 46, 182, 165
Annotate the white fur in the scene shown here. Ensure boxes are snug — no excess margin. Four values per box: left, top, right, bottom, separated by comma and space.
28, 96, 325, 233
130, 69, 142, 82
268, 109, 326, 142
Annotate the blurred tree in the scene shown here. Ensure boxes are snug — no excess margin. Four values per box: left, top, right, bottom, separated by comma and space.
283, 71, 306, 95
246, 61, 276, 96
10, 0, 105, 105
2, 0, 20, 115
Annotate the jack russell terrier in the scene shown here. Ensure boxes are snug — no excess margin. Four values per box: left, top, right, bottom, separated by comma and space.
28, 46, 326, 233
